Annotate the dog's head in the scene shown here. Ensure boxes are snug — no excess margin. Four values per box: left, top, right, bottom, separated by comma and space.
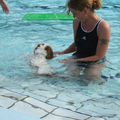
34, 43, 53, 59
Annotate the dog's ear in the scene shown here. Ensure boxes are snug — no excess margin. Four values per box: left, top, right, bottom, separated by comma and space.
45, 46, 53, 59
34, 47, 37, 54
34, 44, 40, 54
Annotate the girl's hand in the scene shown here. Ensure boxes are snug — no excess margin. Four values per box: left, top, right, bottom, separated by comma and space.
57, 59, 75, 63
54, 51, 64, 55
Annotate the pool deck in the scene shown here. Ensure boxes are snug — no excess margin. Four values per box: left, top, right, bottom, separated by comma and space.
0, 87, 104, 120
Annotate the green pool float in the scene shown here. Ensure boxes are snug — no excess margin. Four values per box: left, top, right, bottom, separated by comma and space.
22, 13, 74, 20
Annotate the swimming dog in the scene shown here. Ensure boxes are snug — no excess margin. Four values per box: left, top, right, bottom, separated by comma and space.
30, 43, 55, 76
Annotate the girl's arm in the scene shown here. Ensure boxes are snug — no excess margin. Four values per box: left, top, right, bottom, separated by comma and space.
54, 42, 77, 54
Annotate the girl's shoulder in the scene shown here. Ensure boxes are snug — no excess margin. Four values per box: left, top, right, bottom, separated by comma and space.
97, 19, 110, 39
99, 19, 110, 31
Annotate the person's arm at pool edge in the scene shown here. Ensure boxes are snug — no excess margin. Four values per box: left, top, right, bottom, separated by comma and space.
0, 0, 10, 14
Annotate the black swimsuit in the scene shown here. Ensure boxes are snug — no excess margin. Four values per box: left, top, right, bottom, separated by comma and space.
74, 19, 103, 59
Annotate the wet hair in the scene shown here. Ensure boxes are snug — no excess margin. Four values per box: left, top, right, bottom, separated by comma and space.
65, 0, 102, 15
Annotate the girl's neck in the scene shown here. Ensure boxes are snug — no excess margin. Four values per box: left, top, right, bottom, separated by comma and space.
82, 12, 98, 31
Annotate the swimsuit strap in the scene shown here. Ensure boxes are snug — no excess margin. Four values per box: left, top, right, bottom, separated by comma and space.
97, 18, 103, 32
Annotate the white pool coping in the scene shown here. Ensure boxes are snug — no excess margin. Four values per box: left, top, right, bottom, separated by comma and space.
0, 107, 42, 120
0, 87, 105, 120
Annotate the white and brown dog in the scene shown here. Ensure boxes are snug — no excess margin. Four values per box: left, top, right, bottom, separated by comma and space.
30, 43, 55, 76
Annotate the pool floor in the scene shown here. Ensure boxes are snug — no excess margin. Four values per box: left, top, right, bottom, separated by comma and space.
0, 87, 104, 120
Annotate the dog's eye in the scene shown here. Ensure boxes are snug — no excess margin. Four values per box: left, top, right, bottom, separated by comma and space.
42, 43, 44, 46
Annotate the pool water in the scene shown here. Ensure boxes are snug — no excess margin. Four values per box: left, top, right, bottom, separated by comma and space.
0, 0, 120, 119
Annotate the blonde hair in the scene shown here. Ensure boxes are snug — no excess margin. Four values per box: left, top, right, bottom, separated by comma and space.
65, 0, 102, 15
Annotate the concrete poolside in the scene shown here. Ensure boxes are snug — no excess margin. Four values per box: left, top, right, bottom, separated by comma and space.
0, 107, 42, 120
0, 87, 104, 120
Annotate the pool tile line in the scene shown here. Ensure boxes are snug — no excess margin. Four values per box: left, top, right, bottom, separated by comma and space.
0, 87, 105, 120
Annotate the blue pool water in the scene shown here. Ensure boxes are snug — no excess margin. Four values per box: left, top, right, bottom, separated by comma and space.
0, 0, 120, 119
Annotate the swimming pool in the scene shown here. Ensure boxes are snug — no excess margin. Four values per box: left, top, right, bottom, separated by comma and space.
0, 0, 120, 119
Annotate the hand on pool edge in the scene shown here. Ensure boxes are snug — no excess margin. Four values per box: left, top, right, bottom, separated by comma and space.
0, 0, 10, 14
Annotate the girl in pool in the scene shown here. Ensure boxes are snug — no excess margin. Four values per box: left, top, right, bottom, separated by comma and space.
55, 0, 110, 81
0, 0, 10, 14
